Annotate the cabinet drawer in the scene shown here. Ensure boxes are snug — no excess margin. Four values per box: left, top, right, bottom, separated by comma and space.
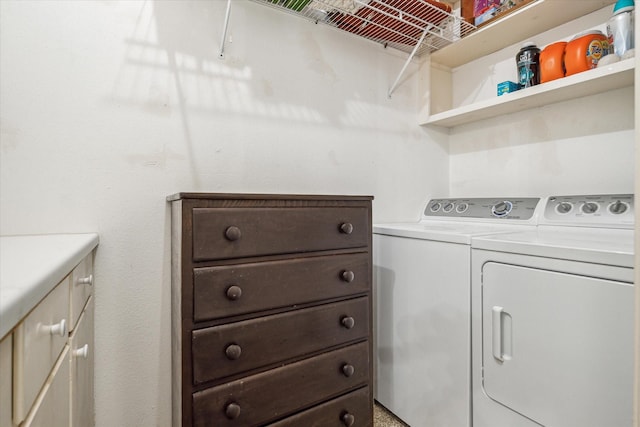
193, 253, 370, 322
69, 253, 94, 332
70, 297, 94, 427
192, 207, 369, 261
193, 297, 369, 384
193, 341, 369, 427
267, 386, 371, 427
22, 346, 70, 427
13, 277, 70, 423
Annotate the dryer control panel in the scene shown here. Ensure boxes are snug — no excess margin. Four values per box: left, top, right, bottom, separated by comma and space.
544, 194, 634, 227
424, 198, 540, 220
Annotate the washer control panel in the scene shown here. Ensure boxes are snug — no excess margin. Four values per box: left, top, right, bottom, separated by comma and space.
424, 198, 540, 220
545, 194, 634, 225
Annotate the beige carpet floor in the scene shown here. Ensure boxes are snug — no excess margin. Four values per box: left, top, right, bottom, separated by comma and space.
373, 402, 407, 427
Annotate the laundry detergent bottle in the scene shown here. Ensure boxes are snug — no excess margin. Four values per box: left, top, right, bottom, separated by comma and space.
607, 0, 635, 57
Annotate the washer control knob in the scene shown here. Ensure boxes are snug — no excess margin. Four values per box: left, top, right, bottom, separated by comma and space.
581, 202, 599, 214
442, 202, 454, 213
456, 203, 469, 213
429, 202, 441, 213
608, 200, 628, 215
556, 202, 573, 214
491, 201, 513, 217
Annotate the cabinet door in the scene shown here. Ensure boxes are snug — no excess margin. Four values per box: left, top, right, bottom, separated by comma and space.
70, 253, 94, 332
22, 346, 70, 427
70, 297, 94, 427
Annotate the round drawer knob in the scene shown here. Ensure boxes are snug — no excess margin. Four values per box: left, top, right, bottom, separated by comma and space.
341, 316, 355, 329
224, 226, 242, 241
342, 364, 355, 377
225, 402, 241, 420
49, 319, 67, 337
77, 274, 93, 286
226, 285, 242, 301
341, 412, 355, 426
225, 344, 242, 360
340, 270, 355, 283
339, 222, 354, 234
73, 344, 89, 359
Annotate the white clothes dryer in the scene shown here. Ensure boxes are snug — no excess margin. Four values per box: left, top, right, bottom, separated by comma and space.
373, 197, 543, 427
471, 194, 635, 427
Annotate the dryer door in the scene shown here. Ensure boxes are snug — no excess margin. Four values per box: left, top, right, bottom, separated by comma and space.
481, 262, 634, 427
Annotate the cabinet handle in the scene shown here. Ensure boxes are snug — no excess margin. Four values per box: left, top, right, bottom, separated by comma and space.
340, 270, 355, 283
342, 364, 355, 377
225, 344, 242, 360
73, 344, 89, 359
341, 316, 355, 329
341, 412, 355, 426
224, 226, 242, 241
226, 285, 242, 301
225, 402, 241, 420
77, 274, 93, 286
47, 319, 67, 337
339, 222, 354, 234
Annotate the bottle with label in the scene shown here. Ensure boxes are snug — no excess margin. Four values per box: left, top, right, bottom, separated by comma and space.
607, 0, 635, 57
516, 42, 541, 89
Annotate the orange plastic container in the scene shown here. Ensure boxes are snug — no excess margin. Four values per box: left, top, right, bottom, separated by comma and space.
564, 30, 609, 76
540, 41, 567, 83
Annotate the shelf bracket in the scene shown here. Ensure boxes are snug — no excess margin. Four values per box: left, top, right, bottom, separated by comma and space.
388, 27, 429, 98
218, 0, 232, 60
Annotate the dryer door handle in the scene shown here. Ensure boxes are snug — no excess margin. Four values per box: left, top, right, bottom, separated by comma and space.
492, 306, 505, 362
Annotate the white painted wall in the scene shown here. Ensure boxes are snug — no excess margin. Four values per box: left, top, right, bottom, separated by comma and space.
0, 1, 448, 425
447, 6, 635, 197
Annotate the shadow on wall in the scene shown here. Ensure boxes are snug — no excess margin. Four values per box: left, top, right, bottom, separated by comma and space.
111, 1, 411, 134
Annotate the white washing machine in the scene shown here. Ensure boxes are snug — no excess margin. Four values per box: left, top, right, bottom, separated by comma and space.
471, 194, 635, 427
373, 197, 543, 427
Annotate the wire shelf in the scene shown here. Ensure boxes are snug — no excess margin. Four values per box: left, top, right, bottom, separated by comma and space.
252, 0, 478, 57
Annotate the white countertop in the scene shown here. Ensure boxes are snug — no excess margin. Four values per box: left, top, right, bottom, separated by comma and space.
0, 233, 99, 339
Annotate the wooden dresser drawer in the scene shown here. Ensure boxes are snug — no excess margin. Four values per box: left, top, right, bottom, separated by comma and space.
193, 253, 369, 322
267, 386, 371, 427
192, 207, 369, 261
192, 297, 369, 384
192, 341, 369, 427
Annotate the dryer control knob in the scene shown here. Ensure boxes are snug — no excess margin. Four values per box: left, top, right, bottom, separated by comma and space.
442, 202, 454, 213
456, 203, 469, 213
556, 202, 573, 214
581, 202, 599, 214
609, 200, 628, 215
491, 201, 513, 217
429, 202, 441, 213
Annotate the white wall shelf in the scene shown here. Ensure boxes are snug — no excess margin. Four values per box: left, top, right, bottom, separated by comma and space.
430, 0, 616, 69
421, 58, 635, 128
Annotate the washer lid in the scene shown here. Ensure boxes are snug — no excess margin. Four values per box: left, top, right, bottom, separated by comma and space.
472, 227, 634, 267
373, 221, 536, 244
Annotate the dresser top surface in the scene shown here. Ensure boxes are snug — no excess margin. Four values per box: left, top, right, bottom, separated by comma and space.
167, 193, 373, 202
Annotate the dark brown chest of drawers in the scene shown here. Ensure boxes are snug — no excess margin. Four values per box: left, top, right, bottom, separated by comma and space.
168, 193, 374, 427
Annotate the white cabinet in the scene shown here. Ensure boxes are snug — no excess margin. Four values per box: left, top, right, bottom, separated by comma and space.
0, 244, 96, 427
420, 0, 634, 128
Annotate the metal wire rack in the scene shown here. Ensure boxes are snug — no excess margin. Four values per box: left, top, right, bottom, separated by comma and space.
251, 0, 477, 57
